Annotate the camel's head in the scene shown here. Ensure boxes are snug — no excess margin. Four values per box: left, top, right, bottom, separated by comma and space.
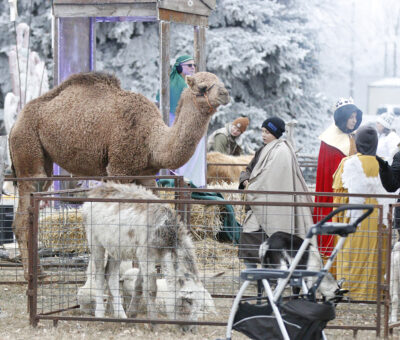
186, 72, 230, 114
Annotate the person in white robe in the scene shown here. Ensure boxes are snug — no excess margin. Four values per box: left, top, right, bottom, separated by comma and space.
376, 112, 400, 164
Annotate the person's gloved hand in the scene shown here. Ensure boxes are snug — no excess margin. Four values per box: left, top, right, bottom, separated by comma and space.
376, 155, 389, 170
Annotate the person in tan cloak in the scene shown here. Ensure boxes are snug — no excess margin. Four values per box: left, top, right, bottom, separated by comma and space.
238, 117, 314, 267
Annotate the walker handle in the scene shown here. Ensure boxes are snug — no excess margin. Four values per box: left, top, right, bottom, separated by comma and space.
313, 204, 374, 236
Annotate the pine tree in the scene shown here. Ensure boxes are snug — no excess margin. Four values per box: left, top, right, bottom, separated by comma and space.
206, 0, 330, 153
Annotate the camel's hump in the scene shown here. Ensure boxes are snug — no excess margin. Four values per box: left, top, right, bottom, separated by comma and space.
62, 72, 121, 89
39, 72, 121, 102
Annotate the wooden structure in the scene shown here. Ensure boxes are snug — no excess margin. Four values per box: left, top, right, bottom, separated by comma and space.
51, 0, 216, 181
52, 0, 215, 123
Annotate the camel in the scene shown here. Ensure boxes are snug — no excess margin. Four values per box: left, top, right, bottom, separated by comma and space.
9, 71, 229, 279
206, 151, 253, 184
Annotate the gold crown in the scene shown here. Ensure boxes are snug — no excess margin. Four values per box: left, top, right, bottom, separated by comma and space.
335, 97, 354, 110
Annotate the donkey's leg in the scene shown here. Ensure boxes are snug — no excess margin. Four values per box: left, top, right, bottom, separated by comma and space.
106, 258, 127, 319
127, 271, 143, 318
93, 246, 107, 318
161, 253, 176, 319
138, 252, 158, 320
146, 274, 158, 321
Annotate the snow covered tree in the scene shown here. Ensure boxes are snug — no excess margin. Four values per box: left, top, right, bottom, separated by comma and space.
206, 0, 331, 154
0, 0, 332, 155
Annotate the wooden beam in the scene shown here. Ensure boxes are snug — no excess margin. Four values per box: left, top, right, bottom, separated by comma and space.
158, 8, 208, 27
53, 3, 156, 17
158, 0, 211, 17
194, 25, 206, 72
54, 0, 156, 4
159, 20, 170, 125
199, 0, 216, 10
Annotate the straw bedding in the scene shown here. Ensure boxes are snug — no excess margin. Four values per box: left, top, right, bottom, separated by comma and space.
39, 209, 88, 253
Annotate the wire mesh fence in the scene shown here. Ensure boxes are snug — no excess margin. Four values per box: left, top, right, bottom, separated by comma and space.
0, 176, 186, 285
0, 178, 22, 284
2, 174, 399, 337
20, 181, 395, 338
387, 203, 400, 338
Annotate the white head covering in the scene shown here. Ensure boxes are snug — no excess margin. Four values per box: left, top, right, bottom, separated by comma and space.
377, 112, 395, 129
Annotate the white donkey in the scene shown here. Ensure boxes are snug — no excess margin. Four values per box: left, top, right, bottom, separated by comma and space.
82, 182, 215, 327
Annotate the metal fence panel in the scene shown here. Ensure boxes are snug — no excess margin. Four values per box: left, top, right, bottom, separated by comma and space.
24, 184, 392, 338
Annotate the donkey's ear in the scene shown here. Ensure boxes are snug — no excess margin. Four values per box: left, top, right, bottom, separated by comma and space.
186, 75, 196, 89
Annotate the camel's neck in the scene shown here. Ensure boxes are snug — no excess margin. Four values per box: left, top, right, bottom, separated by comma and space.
151, 89, 211, 169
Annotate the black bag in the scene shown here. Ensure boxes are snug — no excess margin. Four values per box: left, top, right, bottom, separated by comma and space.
233, 299, 335, 340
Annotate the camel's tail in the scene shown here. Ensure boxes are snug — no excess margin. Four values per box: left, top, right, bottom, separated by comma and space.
7, 137, 17, 187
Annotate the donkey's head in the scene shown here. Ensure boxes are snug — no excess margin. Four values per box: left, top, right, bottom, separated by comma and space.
174, 274, 216, 332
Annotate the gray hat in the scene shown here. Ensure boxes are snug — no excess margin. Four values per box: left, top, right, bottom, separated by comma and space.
377, 112, 395, 129
355, 126, 378, 156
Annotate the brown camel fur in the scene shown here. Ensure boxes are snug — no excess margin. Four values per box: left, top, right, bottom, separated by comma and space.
9, 71, 229, 279
207, 152, 253, 184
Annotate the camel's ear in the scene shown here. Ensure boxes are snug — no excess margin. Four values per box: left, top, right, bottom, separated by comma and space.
186, 75, 196, 89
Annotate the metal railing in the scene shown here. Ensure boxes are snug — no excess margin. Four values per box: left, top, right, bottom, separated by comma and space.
22, 183, 393, 338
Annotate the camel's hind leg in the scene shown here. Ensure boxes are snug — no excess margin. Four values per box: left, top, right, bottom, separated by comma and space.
14, 180, 46, 280
11, 139, 52, 281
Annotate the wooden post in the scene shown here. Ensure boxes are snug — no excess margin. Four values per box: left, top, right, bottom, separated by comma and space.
159, 20, 170, 176
194, 25, 207, 186
159, 20, 170, 125
194, 26, 206, 72
0, 136, 7, 200
89, 17, 96, 71
286, 119, 298, 151
52, 16, 59, 87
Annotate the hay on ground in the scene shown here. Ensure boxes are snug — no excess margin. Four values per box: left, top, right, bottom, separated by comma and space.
194, 238, 240, 270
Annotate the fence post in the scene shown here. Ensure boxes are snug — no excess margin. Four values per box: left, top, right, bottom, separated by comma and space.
28, 193, 39, 327
377, 205, 389, 338
385, 204, 394, 338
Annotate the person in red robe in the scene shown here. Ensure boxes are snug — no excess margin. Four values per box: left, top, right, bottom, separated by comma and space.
313, 98, 363, 256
